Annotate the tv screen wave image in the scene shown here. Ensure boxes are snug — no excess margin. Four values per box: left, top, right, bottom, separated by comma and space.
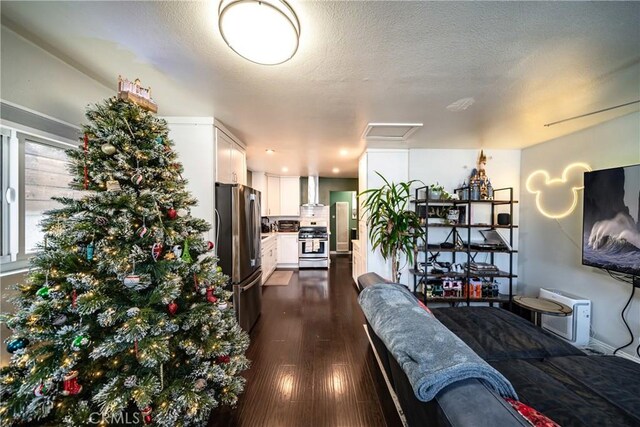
582, 164, 640, 276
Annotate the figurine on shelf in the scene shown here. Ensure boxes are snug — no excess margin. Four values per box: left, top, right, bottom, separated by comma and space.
469, 150, 493, 200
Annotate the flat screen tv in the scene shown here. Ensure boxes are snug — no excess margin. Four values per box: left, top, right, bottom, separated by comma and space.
582, 164, 640, 276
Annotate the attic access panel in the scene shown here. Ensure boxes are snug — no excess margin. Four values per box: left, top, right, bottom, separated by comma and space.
362, 123, 423, 141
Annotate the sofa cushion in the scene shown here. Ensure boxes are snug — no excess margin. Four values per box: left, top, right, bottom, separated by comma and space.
490, 357, 640, 426
431, 307, 584, 361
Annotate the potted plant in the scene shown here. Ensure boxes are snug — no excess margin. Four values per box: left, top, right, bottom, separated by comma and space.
359, 173, 425, 282
429, 183, 445, 200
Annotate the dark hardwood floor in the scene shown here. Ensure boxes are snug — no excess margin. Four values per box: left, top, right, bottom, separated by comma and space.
209, 255, 402, 427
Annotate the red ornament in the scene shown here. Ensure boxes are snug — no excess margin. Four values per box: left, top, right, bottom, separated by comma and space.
206, 288, 218, 304
216, 355, 231, 364
141, 406, 152, 425
61, 370, 83, 396
134, 339, 139, 358
168, 301, 178, 316
167, 208, 177, 220
83, 134, 89, 190
152, 242, 163, 261
72, 290, 77, 309
207, 241, 214, 251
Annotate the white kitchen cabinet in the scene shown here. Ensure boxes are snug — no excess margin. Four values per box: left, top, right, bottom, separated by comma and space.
267, 175, 280, 216
215, 126, 246, 185
352, 239, 362, 285
165, 117, 216, 242
279, 176, 300, 216
261, 234, 278, 284
252, 172, 268, 216
277, 233, 298, 267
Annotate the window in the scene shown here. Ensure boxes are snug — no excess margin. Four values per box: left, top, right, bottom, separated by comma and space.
0, 126, 78, 270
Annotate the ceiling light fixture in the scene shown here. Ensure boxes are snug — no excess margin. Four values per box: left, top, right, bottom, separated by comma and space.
218, 0, 301, 65
266, 149, 275, 154
332, 168, 340, 174
339, 149, 348, 156
282, 167, 289, 173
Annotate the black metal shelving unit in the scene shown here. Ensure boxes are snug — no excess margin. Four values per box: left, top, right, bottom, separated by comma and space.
410, 186, 518, 308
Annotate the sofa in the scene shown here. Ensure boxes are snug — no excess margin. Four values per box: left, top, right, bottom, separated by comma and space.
357, 273, 640, 427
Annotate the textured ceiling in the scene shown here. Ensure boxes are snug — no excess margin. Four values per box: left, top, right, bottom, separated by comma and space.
2, 1, 639, 178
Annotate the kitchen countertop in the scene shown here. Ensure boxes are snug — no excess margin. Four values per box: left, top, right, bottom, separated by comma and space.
261, 232, 298, 241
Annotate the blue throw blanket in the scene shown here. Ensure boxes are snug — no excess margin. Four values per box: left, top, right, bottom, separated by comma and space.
359, 283, 518, 401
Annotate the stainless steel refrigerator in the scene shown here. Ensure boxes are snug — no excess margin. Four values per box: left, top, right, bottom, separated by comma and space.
215, 183, 262, 332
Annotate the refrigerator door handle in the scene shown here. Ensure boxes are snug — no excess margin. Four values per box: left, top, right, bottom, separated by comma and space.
249, 195, 256, 265
242, 274, 260, 291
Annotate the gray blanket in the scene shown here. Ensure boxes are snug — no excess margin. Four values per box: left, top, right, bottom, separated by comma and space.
359, 283, 518, 401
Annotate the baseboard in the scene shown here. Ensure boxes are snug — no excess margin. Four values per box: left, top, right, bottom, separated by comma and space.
586, 337, 640, 364
363, 324, 408, 427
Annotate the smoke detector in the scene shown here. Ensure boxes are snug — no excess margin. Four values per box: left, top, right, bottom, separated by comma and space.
362, 123, 423, 141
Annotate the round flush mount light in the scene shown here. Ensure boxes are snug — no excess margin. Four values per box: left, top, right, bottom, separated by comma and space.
265, 149, 275, 154
218, 0, 301, 65
332, 167, 340, 174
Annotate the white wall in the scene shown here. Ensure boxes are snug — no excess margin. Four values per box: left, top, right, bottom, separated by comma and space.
1, 26, 111, 125
520, 112, 640, 359
409, 149, 521, 294
360, 149, 410, 284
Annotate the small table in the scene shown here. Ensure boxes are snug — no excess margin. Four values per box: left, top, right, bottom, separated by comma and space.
513, 296, 572, 326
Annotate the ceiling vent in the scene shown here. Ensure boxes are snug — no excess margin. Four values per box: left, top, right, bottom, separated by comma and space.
362, 123, 423, 141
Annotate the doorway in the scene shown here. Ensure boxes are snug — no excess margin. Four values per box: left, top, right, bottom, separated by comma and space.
329, 191, 357, 253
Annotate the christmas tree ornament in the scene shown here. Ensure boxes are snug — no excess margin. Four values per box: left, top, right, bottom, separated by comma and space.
72, 289, 78, 308
101, 143, 117, 155
71, 335, 91, 351
141, 406, 152, 425
126, 307, 140, 317
95, 216, 108, 226
34, 383, 48, 397
194, 378, 207, 392
163, 252, 176, 260
218, 302, 228, 310
131, 172, 143, 186
6, 338, 29, 353
207, 241, 215, 251
52, 314, 67, 326
177, 208, 188, 217
181, 239, 193, 263
155, 136, 163, 144
216, 355, 231, 364
61, 370, 83, 396
106, 179, 121, 192
152, 242, 163, 261
168, 301, 178, 316
123, 274, 140, 288
83, 133, 89, 190
137, 217, 148, 238
206, 288, 218, 304
172, 244, 183, 258
36, 285, 50, 298
167, 207, 178, 220
86, 242, 94, 261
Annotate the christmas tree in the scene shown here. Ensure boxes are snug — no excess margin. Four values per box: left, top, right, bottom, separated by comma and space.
0, 96, 250, 426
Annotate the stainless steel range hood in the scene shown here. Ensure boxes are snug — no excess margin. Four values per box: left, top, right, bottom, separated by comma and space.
302, 175, 324, 206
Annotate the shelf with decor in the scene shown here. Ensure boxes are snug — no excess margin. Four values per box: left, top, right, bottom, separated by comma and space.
410, 184, 517, 308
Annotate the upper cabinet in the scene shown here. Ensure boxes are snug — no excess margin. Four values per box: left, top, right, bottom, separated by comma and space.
252, 173, 300, 217
267, 175, 281, 216
279, 177, 300, 216
215, 126, 246, 185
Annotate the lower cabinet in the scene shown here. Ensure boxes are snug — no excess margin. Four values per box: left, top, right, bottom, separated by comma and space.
277, 234, 299, 267
261, 236, 278, 285
352, 239, 363, 284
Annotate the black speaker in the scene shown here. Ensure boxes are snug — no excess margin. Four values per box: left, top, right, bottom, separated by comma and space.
497, 213, 510, 226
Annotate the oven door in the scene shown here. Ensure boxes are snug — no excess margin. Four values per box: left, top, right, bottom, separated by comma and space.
298, 238, 328, 258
